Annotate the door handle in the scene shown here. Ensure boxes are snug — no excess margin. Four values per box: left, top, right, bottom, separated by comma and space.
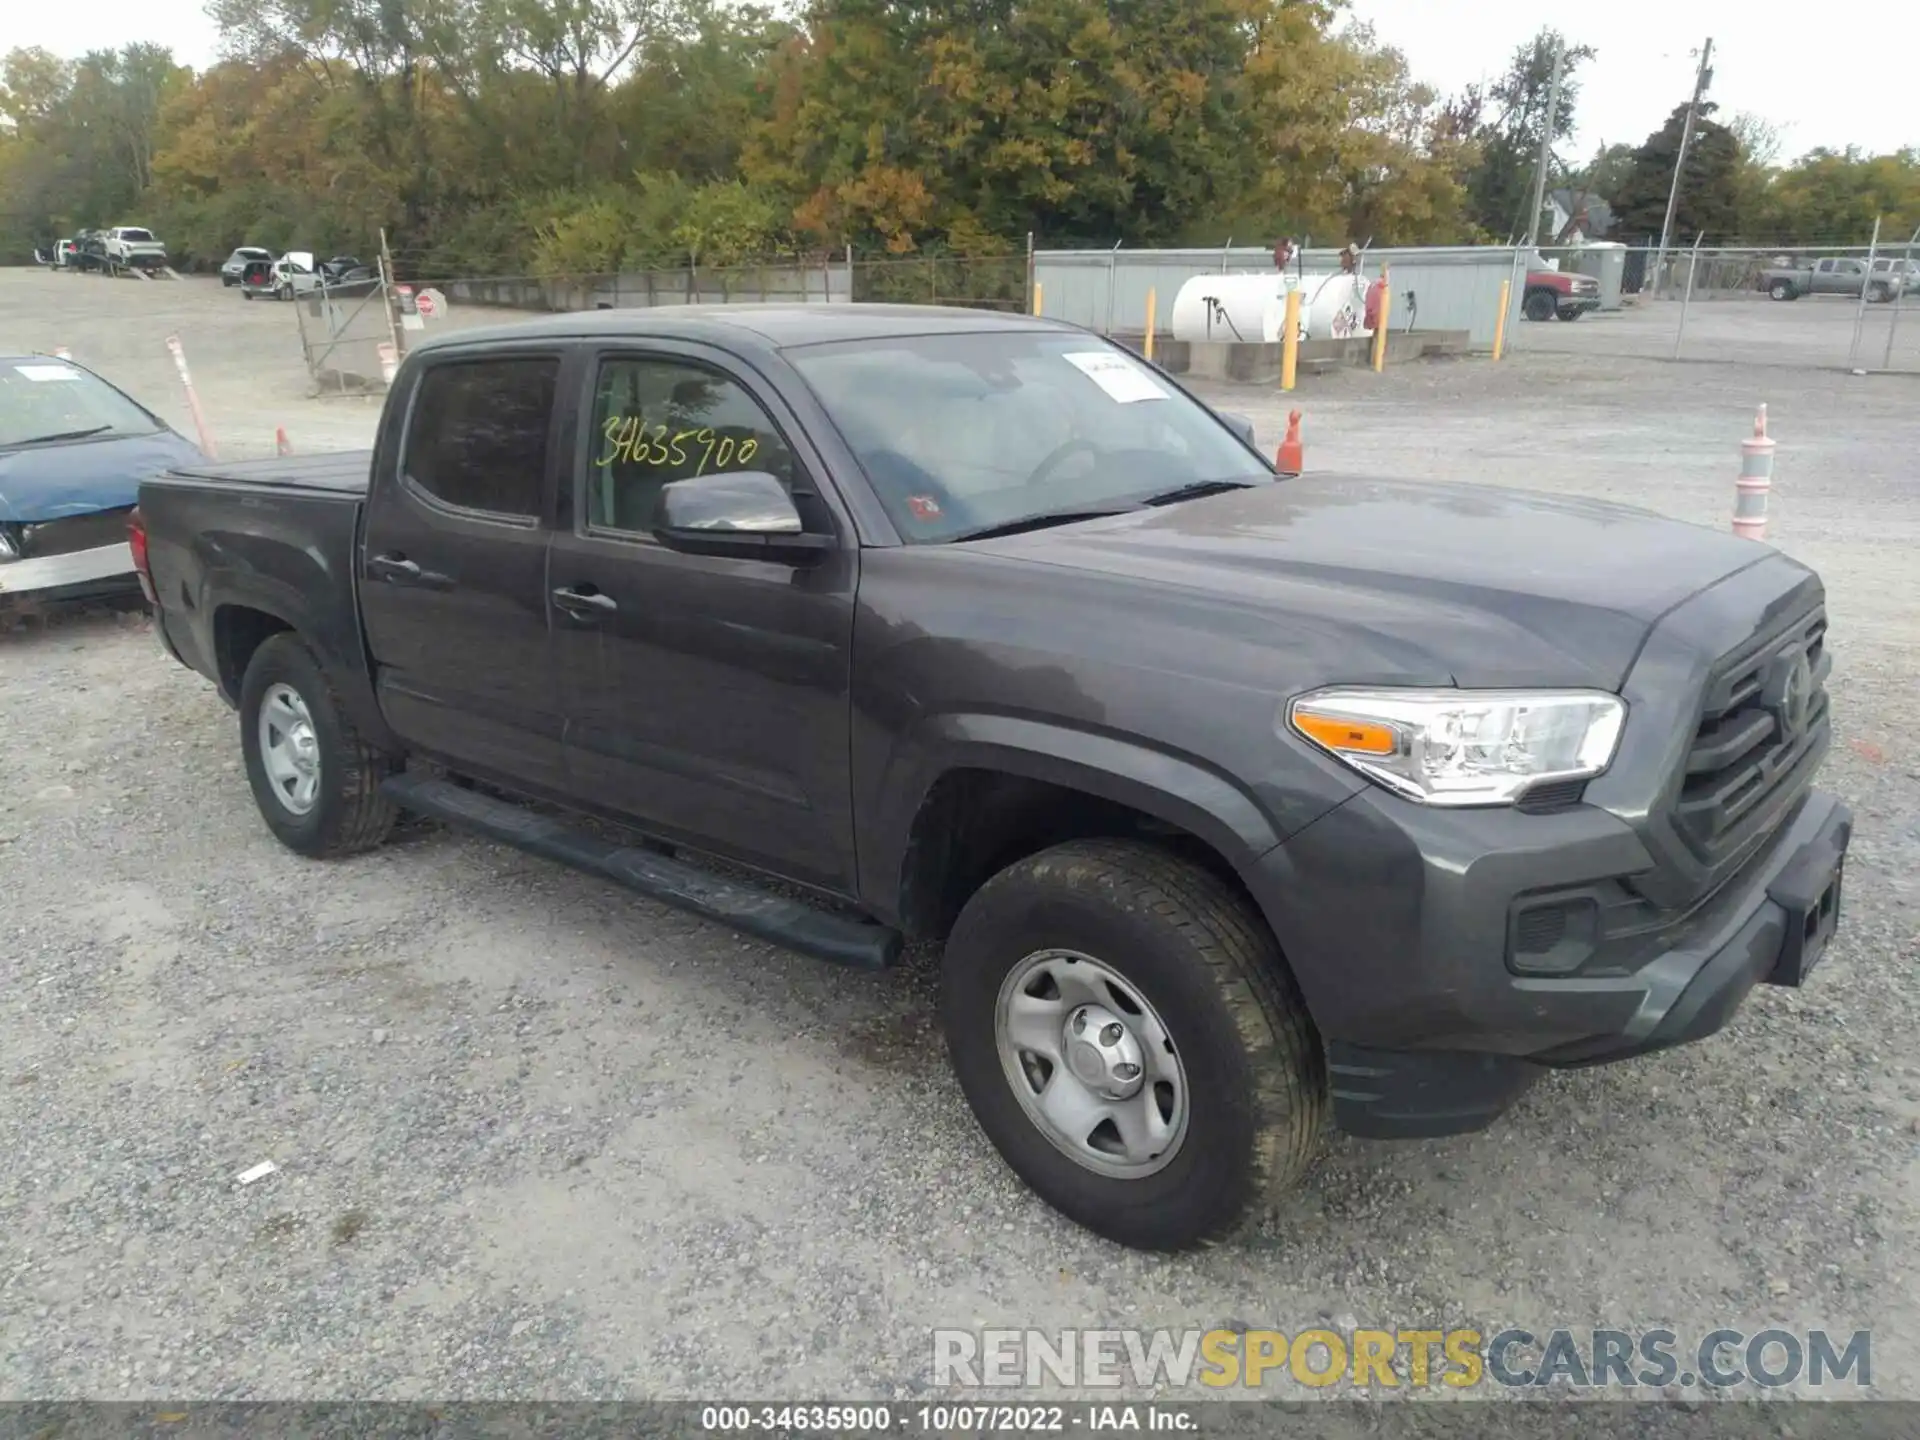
368, 553, 422, 583
552, 586, 617, 616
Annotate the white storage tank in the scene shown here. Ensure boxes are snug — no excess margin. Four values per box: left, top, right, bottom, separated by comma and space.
1170, 271, 1372, 344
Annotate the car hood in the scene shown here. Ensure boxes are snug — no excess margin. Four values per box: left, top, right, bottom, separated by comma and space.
0, 429, 204, 522
973, 474, 1777, 689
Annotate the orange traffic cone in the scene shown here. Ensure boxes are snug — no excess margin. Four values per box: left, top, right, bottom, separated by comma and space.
275, 426, 291, 456
1275, 409, 1303, 474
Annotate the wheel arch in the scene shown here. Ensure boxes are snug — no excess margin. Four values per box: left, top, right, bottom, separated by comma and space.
878, 716, 1291, 947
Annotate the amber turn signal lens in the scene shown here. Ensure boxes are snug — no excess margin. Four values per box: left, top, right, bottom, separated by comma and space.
1291, 710, 1397, 756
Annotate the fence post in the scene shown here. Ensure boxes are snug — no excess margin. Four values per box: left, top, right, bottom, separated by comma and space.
1105, 240, 1121, 335
1849, 214, 1883, 372
1025, 232, 1035, 314
378, 227, 405, 361
1672, 233, 1704, 360
1883, 223, 1920, 371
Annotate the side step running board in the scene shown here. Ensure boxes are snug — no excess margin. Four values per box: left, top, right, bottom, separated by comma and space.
382, 773, 903, 970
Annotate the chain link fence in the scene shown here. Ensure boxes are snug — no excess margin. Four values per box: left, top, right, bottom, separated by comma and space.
1521, 239, 1920, 373
290, 279, 398, 396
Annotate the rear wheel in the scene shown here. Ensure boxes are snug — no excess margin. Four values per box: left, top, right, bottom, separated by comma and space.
239, 633, 397, 857
1556, 306, 1586, 322
941, 838, 1325, 1251
278, 282, 294, 302
1769, 280, 1797, 301
1523, 288, 1557, 322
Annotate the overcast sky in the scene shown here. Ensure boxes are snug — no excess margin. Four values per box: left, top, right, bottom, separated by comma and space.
1347, 0, 1917, 160
8, 0, 1916, 163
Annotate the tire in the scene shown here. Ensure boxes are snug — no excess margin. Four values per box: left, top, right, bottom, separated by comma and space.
1522, 289, 1557, 322
941, 838, 1325, 1251
238, 632, 398, 857
1769, 280, 1797, 301
242, 289, 254, 301
1869, 284, 1893, 304
278, 282, 294, 302
1556, 307, 1585, 322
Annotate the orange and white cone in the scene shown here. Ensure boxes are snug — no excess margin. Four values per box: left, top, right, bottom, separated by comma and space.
275, 426, 291, 456
1733, 404, 1774, 540
1276, 409, 1304, 474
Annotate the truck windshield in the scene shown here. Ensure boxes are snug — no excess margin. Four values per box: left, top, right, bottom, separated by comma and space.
787, 331, 1272, 543
0, 360, 162, 447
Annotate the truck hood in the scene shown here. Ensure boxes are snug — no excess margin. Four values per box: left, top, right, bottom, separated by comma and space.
975, 475, 1773, 689
0, 429, 205, 522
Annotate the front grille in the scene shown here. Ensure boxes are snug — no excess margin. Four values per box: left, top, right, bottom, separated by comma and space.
1674, 607, 1829, 860
23, 507, 133, 559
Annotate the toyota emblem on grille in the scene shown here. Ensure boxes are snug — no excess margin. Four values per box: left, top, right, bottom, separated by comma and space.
1763, 646, 1815, 740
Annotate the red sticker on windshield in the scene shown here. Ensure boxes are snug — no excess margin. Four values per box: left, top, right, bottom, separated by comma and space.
907, 495, 943, 520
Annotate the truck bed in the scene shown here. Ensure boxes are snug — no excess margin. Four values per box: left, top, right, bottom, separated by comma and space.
140, 451, 375, 719
163, 451, 372, 495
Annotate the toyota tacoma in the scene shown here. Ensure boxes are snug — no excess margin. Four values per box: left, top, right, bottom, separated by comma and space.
133, 305, 1850, 1251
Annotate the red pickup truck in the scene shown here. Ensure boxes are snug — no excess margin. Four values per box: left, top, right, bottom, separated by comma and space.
1524, 267, 1602, 322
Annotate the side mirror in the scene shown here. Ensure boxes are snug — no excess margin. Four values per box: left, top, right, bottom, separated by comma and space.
653, 471, 833, 564
1217, 411, 1259, 449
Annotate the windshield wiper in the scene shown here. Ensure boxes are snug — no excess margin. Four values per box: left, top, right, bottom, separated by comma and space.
1140, 477, 1264, 507
13, 425, 112, 445
947, 505, 1140, 542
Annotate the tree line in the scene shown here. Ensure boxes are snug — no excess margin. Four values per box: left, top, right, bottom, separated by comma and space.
2, 5, 1916, 278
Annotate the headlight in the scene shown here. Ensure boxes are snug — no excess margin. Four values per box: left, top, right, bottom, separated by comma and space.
1286, 688, 1626, 806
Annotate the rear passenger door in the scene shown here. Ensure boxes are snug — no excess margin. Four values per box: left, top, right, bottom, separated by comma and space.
358, 348, 571, 793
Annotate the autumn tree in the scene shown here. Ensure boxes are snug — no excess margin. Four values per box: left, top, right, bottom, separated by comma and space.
1611, 101, 1743, 243
1459, 28, 1595, 241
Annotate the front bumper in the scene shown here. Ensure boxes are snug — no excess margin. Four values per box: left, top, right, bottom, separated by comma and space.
0, 542, 139, 605
1559, 294, 1601, 313
1253, 785, 1851, 1140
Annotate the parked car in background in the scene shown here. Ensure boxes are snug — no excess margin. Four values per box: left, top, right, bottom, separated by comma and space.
1760, 256, 1898, 302
240, 252, 321, 302
319, 255, 365, 281
1870, 256, 1920, 296
221, 246, 275, 286
103, 226, 170, 273
71, 232, 110, 272
0, 353, 202, 612
1523, 265, 1602, 321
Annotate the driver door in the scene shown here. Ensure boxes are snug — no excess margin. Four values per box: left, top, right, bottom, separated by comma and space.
549, 345, 860, 893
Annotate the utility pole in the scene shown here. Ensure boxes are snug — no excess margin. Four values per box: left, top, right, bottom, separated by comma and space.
1652, 37, 1714, 296
1523, 37, 1568, 253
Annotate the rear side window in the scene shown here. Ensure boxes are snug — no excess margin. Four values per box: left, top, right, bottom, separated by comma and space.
402, 357, 557, 519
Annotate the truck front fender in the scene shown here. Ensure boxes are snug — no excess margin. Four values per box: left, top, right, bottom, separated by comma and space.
862, 712, 1297, 929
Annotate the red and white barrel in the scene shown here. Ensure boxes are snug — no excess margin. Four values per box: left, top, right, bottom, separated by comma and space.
1733, 404, 1775, 541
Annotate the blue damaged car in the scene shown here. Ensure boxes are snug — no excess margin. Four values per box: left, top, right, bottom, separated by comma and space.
0, 353, 203, 610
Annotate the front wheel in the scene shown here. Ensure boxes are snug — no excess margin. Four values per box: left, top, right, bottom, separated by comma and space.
941, 839, 1326, 1251
1522, 289, 1557, 322
239, 632, 398, 857
278, 282, 294, 302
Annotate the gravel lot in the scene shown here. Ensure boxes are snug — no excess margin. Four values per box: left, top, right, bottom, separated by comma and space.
3, 270, 1917, 1403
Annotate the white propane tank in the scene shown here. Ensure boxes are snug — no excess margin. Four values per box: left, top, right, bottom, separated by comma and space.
1170, 271, 1372, 343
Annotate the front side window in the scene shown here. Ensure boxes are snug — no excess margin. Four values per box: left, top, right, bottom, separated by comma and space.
401, 356, 557, 518
585, 356, 795, 533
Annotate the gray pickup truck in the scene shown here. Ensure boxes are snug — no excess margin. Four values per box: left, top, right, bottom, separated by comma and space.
131, 305, 1850, 1251
1761, 255, 1900, 302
